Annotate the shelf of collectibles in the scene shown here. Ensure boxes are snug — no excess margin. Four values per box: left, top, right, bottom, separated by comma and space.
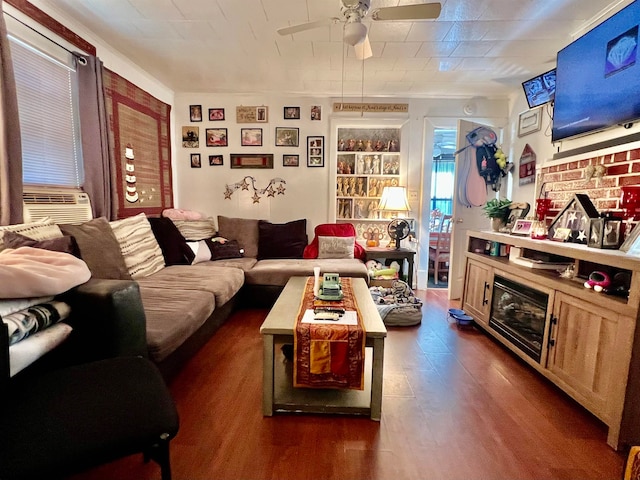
335, 127, 402, 246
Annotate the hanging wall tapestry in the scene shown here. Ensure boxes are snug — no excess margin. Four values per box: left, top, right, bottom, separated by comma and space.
103, 68, 173, 218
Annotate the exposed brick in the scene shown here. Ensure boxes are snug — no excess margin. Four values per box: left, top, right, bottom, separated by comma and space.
561, 171, 582, 181
630, 148, 640, 160
619, 176, 640, 186
540, 167, 551, 174
567, 161, 579, 171
607, 163, 631, 176
632, 162, 640, 173
578, 159, 591, 168
550, 166, 559, 173
598, 177, 617, 188
596, 200, 618, 210
604, 154, 616, 163
614, 151, 629, 162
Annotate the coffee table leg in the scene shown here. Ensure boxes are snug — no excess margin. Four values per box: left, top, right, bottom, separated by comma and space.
370, 337, 385, 421
262, 334, 274, 416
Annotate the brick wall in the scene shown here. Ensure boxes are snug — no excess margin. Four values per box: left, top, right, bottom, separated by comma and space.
539, 146, 640, 219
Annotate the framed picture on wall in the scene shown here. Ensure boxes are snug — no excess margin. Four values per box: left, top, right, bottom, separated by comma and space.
206, 128, 228, 147
190, 153, 201, 168
307, 135, 324, 167
208, 108, 225, 121
241, 128, 262, 146
284, 106, 300, 119
275, 127, 299, 146
518, 107, 543, 137
189, 105, 202, 122
209, 154, 223, 166
283, 154, 299, 167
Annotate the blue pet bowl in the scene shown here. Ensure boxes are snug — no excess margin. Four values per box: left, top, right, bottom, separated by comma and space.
448, 308, 465, 316
452, 313, 474, 326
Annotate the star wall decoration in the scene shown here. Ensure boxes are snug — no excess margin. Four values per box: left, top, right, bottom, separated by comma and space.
224, 176, 286, 203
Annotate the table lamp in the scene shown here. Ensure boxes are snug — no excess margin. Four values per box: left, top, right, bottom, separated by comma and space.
377, 186, 411, 249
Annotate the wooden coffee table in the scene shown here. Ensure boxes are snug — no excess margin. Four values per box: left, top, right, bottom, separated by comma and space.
260, 276, 387, 420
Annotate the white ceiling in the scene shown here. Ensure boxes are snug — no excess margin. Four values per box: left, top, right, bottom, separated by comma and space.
35, 0, 623, 98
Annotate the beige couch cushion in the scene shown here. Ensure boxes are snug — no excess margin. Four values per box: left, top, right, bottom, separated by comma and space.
136, 264, 244, 306
244, 259, 368, 286
208, 257, 257, 272
139, 286, 214, 362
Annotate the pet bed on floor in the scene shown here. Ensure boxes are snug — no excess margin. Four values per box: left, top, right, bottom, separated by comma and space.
370, 280, 422, 327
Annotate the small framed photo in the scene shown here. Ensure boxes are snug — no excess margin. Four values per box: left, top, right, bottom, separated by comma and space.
552, 227, 572, 242
209, 154, 223, 166
189, 105, 203, 122
518, 107, 543, 137
275, 127, 299, 147
311, 105, 321, 121
620, 222, 640, 253
206, 128, 228, 147
190, 153, 201, 168
307, 135, 324, 167
283, 154, 299, 167
182, 126, 199, 148
256, 106, 268, 123
208, 108, 225, 121
241, 128, 263, 146
511, 219, 533, 236
284, 106, 300, 119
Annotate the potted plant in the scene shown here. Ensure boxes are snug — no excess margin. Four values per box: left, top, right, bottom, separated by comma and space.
482, 198, 512, 231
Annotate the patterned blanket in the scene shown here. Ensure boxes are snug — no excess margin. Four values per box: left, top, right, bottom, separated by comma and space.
294, 277, 366, 390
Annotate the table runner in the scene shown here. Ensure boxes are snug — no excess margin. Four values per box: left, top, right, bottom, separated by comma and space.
294, 277, 365, 390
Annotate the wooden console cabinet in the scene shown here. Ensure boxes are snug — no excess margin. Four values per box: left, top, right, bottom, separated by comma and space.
462, 230, 640, 450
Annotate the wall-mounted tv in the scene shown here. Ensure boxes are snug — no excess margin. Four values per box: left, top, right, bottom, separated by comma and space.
522, 69, 556, 109
552, 1, 640, 142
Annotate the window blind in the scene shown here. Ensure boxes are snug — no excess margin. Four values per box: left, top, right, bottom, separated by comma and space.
9, 36, 83, 187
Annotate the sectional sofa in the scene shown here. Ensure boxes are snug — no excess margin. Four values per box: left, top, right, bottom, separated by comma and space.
0, 214, 370, 381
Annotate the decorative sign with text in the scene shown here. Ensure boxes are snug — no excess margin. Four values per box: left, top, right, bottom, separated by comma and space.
519, 143, 537, 185
332, 103, 408, 113
236, 106, 268, 123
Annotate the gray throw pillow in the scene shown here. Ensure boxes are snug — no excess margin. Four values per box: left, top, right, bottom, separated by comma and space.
59, 217, 131, 280
217, 216, 260, 259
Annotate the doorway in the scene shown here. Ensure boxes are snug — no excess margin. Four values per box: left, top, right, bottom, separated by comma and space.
428, 129, 456, 288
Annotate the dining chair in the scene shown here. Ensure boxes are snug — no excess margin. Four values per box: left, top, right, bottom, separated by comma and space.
429, 214, 452, 285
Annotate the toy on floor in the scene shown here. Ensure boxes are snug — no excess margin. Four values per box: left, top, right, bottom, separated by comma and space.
366, 260, 400, 280
369, 279, 422, 326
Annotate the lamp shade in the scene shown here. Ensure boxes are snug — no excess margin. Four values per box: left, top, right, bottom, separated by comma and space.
344, 21, 368, 46
378, 186, 411, 213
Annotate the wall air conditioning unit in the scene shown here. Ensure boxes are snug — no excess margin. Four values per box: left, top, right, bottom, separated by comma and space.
23, 189, 93, 225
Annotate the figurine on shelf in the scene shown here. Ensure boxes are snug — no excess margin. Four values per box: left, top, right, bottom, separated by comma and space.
336, 177, 344, 197
356, 177, 365, 196
372, 155, 381, 174
348, 177, 357, 196
357, 155, 365, 174
365, 156, 372, 174
368, 178, 378, 197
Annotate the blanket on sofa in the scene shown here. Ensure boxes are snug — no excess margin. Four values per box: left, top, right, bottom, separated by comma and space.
294, 278, 365, 390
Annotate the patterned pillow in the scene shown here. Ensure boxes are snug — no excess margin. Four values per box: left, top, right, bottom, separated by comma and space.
317, 236, 355, 259
0, 218, 63, 250
171, 219, 217, 241
109, 213, 165, 279
2, 300, 70, 345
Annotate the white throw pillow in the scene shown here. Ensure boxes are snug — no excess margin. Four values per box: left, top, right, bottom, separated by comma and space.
317, 236, 355, 259
0, 217, 63, 250
109, 213, 165, 279
186, 240, 212, 264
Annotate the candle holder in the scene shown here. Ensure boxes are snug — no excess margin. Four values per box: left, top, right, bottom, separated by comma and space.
530, 219, 548, 240
535, 198, 552, 221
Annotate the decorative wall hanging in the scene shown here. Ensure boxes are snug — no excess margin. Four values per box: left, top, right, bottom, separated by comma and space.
311, 105, 321, 121
224, 176, 286, 203
190, 153, 201, 168
332, 102, 408, 113
518, 107, 542, 137
104, 68, 173, 218
241, 128, 262, 146
209, 155, 223, 166
518, 144, 536, 186
230, 153, 274, 169
548, 194, 599, 244
283, 154, 299, 167
124, 144, 138, 203
236, 106, 268, 123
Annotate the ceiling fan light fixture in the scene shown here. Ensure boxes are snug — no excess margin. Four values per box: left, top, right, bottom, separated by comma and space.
344, 21, 368, 46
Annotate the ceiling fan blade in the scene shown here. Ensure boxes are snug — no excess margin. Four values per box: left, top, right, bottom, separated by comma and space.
354, 35, 372, 60
371, 2, 442, 21
277, 17, 338, 36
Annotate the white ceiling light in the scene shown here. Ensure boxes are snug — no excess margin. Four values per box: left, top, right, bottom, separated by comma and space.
344, 21, 367, 46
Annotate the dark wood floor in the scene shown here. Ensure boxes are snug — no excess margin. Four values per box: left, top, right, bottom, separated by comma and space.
71, 289, 625, 480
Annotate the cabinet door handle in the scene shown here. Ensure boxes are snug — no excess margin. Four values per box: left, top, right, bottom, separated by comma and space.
482, 282, 490, 305
547, 314, 557, 349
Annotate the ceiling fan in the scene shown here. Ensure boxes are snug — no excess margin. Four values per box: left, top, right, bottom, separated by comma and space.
277, 0, 442, 60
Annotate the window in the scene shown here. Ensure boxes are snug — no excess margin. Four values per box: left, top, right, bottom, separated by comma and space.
8, 34, 83, 187
430, 154, 455, 215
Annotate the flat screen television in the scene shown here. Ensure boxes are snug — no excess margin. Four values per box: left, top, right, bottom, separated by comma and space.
522, 69, 556, 109
552, 1, 640, 142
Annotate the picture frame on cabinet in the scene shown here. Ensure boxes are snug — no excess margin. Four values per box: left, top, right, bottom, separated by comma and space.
190, 153, 201, 168
275, 127, 299, 147
283, 106, 300, 119
620, 222, 640, 253
283, 154, 299, 167
206, 128, 228, 147
241, 128, 262, 146
208, 108, 225, 121
511, 219, 533, 236
209, 154, 223, 166
307, 135, 324, 167
189, 104, 202, 122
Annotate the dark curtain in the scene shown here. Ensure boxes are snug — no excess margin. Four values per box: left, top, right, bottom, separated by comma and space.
77, 53, 114, 219
0, 0, 23, 225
